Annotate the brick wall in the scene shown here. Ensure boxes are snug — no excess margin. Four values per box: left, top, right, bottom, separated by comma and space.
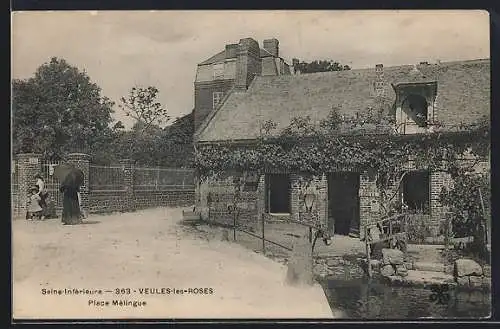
12, 153, 195, 219
290, 173, 328, 228
197, 174, 260, 227
196, 157, 489, 239
15, 153, 42, 218
359, 172, 380, 234
235, 38, 261, 90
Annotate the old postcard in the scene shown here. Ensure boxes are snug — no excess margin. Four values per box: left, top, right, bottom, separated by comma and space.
11, 10, 491, 321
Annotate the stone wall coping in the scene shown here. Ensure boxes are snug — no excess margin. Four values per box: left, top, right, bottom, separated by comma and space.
118, 159, 136, 165
67, 153, 91, 159
16, 153, 42, 158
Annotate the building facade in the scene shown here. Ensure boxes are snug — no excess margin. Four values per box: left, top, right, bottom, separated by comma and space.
194, 37, 291, 129
193, 39, 490, 238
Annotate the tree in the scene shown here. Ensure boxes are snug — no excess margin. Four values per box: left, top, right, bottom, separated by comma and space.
111, 111, 194, 167
292, 59, 351, 74
12, 57, 116, 160
157, 111, 195, 167
440, 170, 490, 257
119, 86, 170, 137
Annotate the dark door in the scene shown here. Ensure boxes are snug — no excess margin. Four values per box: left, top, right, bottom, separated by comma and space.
328, 172, 360, 236
266, 174, 291, 213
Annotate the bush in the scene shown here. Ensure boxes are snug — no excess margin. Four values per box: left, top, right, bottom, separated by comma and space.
440, 171, 490, 239
440, 170, 490, 261
405, 209, 433, 244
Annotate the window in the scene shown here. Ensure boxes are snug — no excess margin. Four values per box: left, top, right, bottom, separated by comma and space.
212, 92, 224, 109
402, 94, 429, 127
265, 174, 291, 214
213, 63, 224, 80
402, 170, 430, 214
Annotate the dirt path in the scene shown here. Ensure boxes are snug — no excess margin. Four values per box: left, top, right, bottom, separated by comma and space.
12, 207, 336, 319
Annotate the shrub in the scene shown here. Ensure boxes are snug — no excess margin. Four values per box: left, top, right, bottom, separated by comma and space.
440, 170, 490, 261
405, 209, 433, 244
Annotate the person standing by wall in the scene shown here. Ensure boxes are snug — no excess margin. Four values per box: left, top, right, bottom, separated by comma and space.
27, 186, 43, 221
34, 174, 49, 220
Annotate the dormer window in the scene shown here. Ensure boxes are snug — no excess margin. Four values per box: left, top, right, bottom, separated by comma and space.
402, 94, 428, 127
213, 63, 224, 80
392, 82, 437, 134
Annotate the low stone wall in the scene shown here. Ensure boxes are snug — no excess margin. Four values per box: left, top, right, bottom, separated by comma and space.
454, 259, 491, 289
88, 191, 128, 213
133, 190, 194, 210
63, 190, 194, 216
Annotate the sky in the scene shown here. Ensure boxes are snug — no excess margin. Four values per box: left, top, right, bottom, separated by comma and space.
12, 10, 490, 129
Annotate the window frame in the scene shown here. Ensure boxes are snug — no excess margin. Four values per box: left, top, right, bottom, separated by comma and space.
212, 63, 225, 80
402, 94, 429, 128
212, 91, 225, 109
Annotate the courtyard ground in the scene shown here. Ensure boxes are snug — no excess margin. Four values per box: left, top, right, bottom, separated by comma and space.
12, 207, 336, 319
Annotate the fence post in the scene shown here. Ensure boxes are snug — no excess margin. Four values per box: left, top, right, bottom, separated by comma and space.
261, 213, 266, 254
15, 153, 42, 219
67, 153, 91, 213
119, 159, 135, 212
365, 226, 372, 278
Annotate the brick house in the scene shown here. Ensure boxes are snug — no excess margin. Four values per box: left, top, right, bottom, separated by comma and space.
193, 37, 490, 238
194, 37, 291, 130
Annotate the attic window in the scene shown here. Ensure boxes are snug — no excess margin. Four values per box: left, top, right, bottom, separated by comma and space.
402, 94, 428, 127
213, 63, 224, 80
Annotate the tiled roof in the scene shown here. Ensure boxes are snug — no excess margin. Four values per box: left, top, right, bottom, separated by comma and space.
198, 50, 227, 65
196, 59, 490, 142
198, 48, 275, 65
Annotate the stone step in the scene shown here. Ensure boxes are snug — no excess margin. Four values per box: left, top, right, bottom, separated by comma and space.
413, 261, 452, 273
383, 270, 456, 289
182, 211, 201, 221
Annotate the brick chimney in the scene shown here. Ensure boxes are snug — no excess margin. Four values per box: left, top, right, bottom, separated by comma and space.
225, 43, 238, 59
235, 38, 262, 90
374, 63, 384, 98
263, 38, 279, 57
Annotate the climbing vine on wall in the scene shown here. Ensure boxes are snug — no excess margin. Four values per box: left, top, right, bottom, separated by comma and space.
195, 107, 489, 216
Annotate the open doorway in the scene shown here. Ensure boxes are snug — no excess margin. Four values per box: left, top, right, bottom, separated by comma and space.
328, 172, 360, 236
265, 174, 291, 214
402, 170, 431, 214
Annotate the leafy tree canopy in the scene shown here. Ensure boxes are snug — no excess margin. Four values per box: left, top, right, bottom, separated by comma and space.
12, 57, 117, 160
119, 86, 170, 137
292, 58, 351, 74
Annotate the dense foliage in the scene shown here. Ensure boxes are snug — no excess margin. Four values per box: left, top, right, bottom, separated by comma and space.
110, 111, 194, 167
195, 108, 489, 218
440, 171, 490, 241
119, 86, 170, 136
292, 59, 351, 74
12, 57, 117, 160
12, 58, 195, 167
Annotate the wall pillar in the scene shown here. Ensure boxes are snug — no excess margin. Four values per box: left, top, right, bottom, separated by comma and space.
66, 153, 91, 211
16, 153, 42, 219
430, 170, 451, 236
359, 172, 380, 240
255, 174, 266, 230
119, 159, 135, 212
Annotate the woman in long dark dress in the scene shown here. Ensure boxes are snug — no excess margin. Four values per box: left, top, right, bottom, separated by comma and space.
60, 183, 81, 225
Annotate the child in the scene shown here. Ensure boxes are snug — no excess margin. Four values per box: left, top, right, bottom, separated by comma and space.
27, 186, 43, 221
